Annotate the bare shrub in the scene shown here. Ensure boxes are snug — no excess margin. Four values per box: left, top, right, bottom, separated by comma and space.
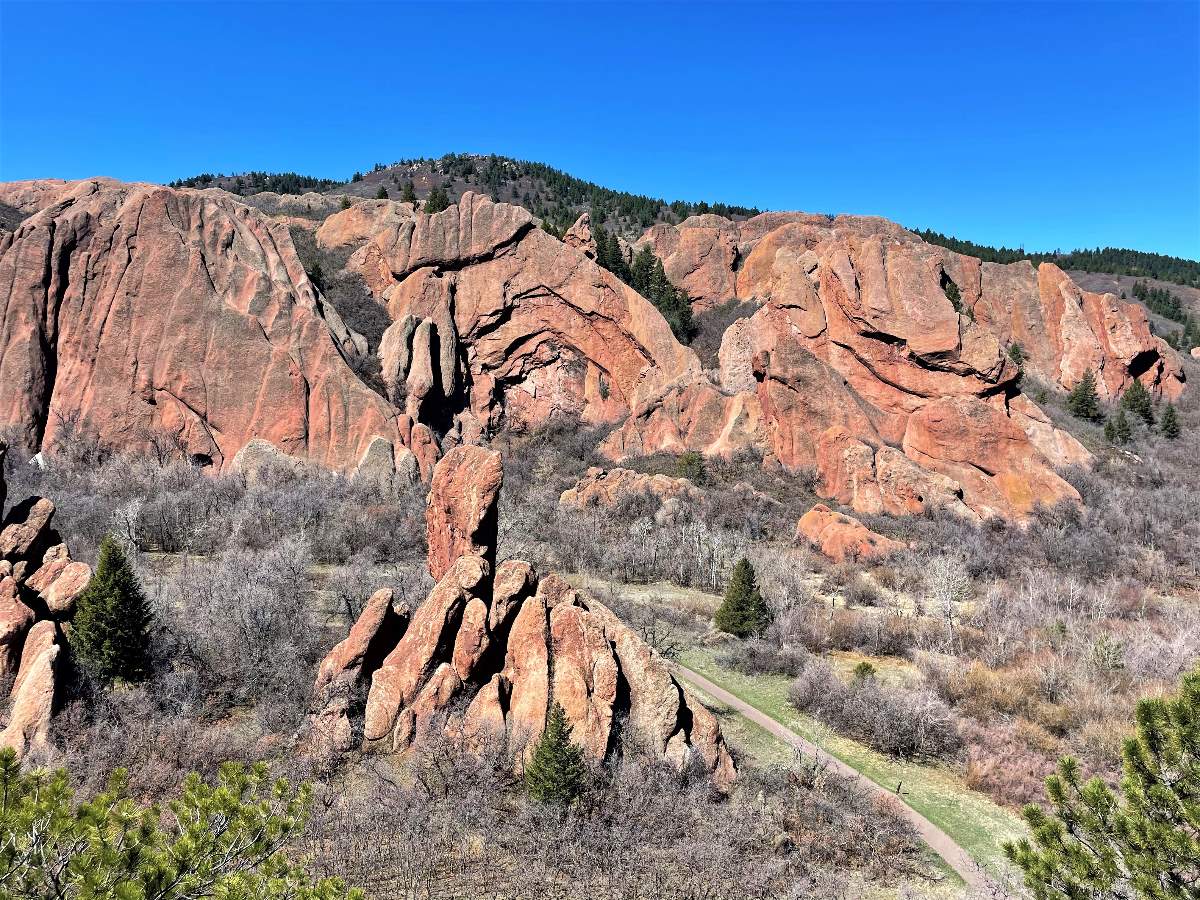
789, 660, 962, 761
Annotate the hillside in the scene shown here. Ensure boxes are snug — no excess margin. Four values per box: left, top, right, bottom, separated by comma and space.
1, 175, 1196, 900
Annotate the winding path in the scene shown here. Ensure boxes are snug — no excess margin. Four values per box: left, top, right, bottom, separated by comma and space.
675, 664, 985, 893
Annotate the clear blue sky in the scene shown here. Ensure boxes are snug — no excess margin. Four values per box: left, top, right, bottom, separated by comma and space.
1, 1, 1197, 258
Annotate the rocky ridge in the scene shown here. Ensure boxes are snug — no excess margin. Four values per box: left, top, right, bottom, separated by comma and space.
310, 445, 736, 790
0, 178, 1189, 524
0, 442, 89, 759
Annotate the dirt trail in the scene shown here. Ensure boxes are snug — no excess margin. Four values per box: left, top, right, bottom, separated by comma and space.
676, 664, 985, 894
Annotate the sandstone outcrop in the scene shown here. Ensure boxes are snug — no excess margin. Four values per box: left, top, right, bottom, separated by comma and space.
0, 443, 86, 760
425, 445, 503, 581
0, 179, 424, 480
604, 214, 1137, 519
559, 466, 703, 510
311, 446, 735, 789
796, 504, 906, 563
318, 192, 700, 444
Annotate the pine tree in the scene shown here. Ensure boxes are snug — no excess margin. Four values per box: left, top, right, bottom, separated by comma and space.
375, 185, 389, 200
400, 180, 417, 204
424, 185, 451, 214
1160, 403, 1181, 439
630, 245, 655, 296
525, 703, 586, 805
714, 558, 771, 638
1121, 379, 1155, 425
1067, 369, 1103, 422
339, 197, 351, 210
1005, 665, 1200, 900
1105, 409, 1132, 445
71, 535, 152, 682
0, 751, 360, 899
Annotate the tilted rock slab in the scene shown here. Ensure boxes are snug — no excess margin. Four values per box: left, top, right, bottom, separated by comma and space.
796, 504, 906, 563
0, 453, 85, 759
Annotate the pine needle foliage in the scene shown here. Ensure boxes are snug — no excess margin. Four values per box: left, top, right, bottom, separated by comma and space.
0, 751, 361, 899
71, 535, 152, 683
1004, 666, 1200, 900
525, 703, 587, 806
714, 558, 771, 638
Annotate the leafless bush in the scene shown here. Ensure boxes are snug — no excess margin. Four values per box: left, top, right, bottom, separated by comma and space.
789, 660, 962, 761
718, 639, 809, 677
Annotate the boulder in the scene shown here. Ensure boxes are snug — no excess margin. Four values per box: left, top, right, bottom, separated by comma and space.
562, 212, 597, 258
0, 497, 55, 561
0, 625, 58, 760
0, 577, 35, 678
426, 446, 503, 581
796, 504, 906, 562
314, 588, 408, 696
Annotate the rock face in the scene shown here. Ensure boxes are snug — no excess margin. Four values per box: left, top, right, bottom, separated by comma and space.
796, 504, 906, 563
319, 192, 700, 445
603, 214, 1137, 519
0, 179, 424, 479
425, 445, 503, 581
313, 446, 736, 790
0, 449, 85, 759
0, 178, 1182, 522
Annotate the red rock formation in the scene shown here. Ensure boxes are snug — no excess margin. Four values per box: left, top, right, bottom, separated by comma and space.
0, 179, 420, 478
606, 216, 1129, 519
318, 192, 701, 443
559, 466, 703, 510
796, 504, 906, 562
425, 445, 503, 581
0, 456, 84, 759
317, 446, 735, 789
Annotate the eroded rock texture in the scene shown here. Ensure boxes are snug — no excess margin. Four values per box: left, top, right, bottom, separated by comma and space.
604, 212, 1180, 519
0, 444, 87, 759
312, 446, 736, 790
0, 179, 424, 478
0, 179, 1185, 522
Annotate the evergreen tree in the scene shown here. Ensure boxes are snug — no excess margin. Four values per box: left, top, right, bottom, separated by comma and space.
1007, 342, 1026, 367
400, 180, 417, 204
1067, 369, 1103, 422
1105, 409, 1133, 445
525, 703, 586, 806
375, 185, 389, 200
0, 751, 359, 899
1121, 379, 1155, 425
714, 558, 771, 638
630, 245, 656, 297
424, 185, 451, 214
1160, 403, 1181, 440
1005, 665, 1200, 900
71, 535, 152, 682
339, 197, 351, 210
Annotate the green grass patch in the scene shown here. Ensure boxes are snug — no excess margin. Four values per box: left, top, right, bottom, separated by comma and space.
678, 647, 1025, 874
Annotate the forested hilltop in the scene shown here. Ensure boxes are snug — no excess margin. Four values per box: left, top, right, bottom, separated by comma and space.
915, 228, 1200, 287
171, 153, 761, 238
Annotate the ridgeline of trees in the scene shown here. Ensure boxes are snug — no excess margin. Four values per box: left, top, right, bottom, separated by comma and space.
1131, 280, 1199, 351
169, 171, 342, 195
915, 229, 1200, 288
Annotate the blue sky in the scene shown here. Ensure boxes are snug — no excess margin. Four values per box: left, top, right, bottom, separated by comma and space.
1, 1, 1197, 258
